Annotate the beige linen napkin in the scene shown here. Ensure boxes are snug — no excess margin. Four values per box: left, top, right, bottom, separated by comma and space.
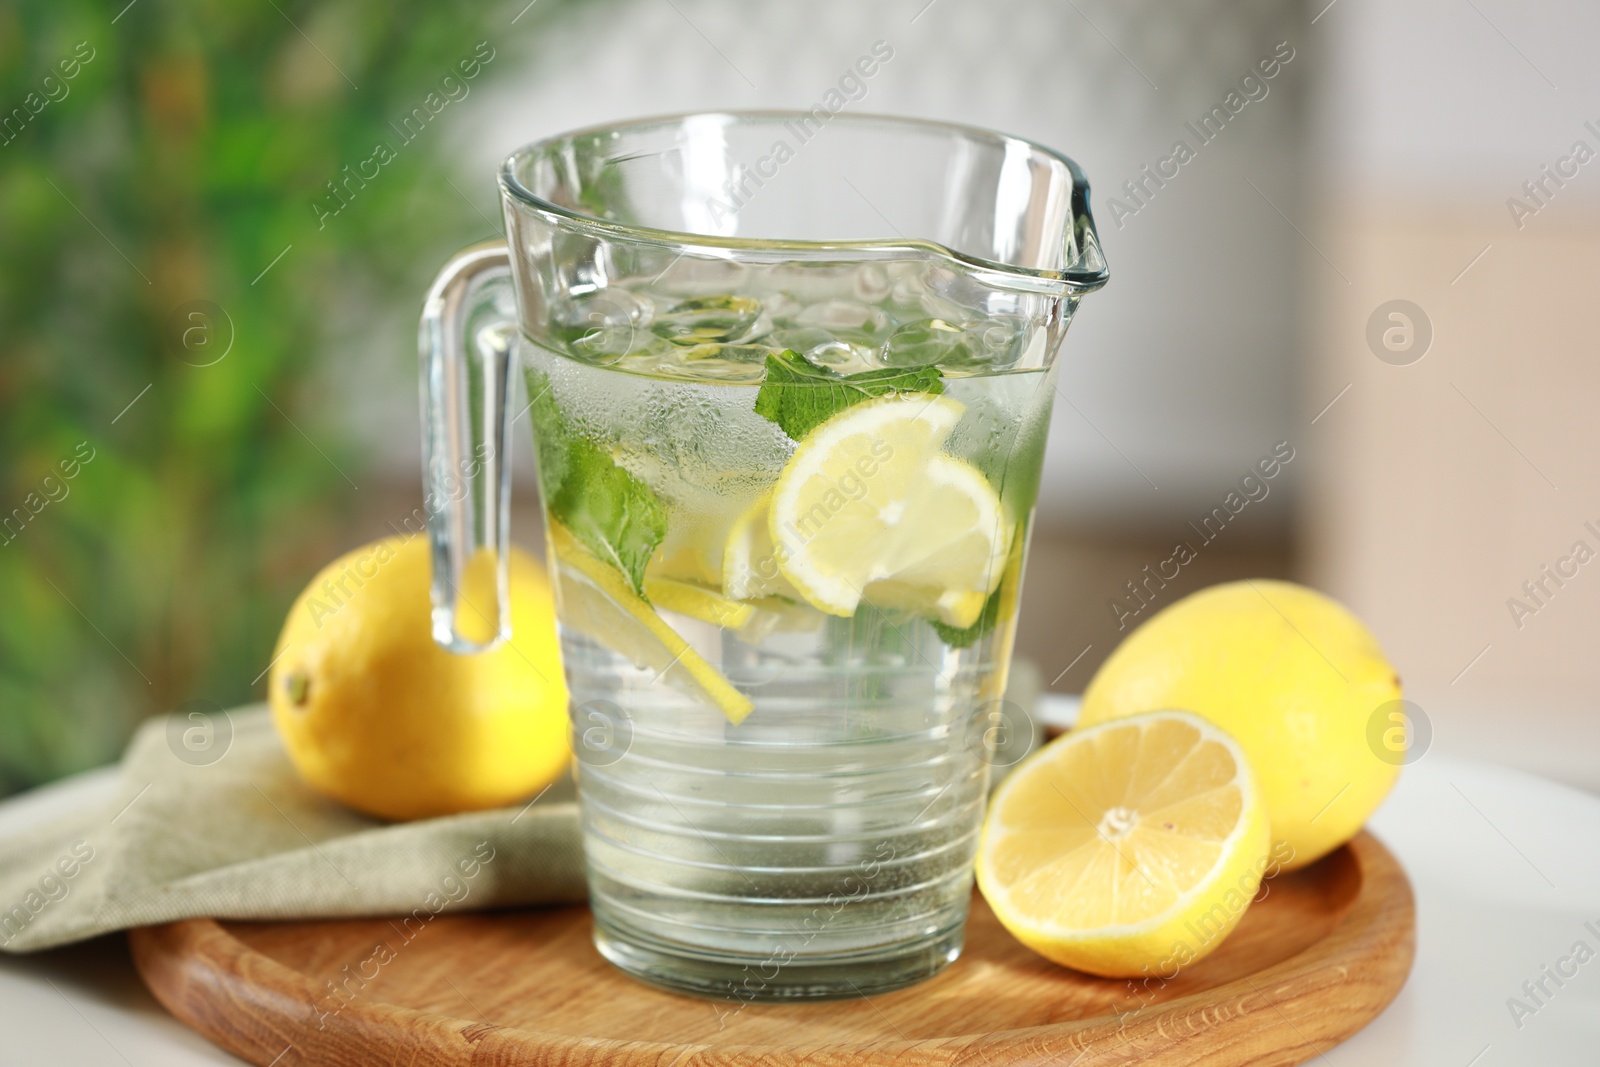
0, 705, 584, 953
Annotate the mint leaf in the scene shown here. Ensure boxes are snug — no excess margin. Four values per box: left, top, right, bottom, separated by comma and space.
754, 351, 943, 441
523, 368, 570, 496
929, 586, 1003, 649
549, 438, 665, 595
524, 367, 666, 596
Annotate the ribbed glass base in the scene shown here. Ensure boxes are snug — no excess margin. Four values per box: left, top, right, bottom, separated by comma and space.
592, 911, 966, 1001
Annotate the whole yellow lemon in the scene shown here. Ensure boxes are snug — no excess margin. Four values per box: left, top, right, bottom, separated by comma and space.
1079, 580, 1401, 870
268, 535, 568, 821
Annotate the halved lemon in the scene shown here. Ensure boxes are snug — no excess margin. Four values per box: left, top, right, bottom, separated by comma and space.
767, 395, 1010, 627
976, 710, 1271, 978
548, 523, 753, 724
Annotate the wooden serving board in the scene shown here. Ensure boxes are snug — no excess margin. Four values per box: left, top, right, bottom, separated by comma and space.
130, 831, 1413, 1067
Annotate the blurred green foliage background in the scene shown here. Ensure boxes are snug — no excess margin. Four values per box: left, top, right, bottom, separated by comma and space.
0, 0, 569, 795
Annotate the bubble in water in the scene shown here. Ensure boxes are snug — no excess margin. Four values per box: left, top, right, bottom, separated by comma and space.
616, 343, 767, 383
672, 343, 775, 381
682, 342, 772, 363
768, 327, 877, 374
882, 318, 973, 368
552, 289, 654, 363
653, 295, 765, 346
965, 317, 1031, 373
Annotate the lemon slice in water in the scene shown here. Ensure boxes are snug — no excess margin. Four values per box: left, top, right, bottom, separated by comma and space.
722, 490, 801, 601
642, 574, 755, 630
767, 394, 1010, 627
549, 523, 753, 724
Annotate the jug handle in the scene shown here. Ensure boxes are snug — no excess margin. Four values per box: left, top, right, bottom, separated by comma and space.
419, 241, 516, 654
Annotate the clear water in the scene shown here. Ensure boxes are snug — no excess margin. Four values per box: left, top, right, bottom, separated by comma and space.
521, 263, 1055, 999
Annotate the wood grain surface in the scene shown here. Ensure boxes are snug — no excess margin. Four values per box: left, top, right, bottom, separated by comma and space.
129, 831, 1414, 1067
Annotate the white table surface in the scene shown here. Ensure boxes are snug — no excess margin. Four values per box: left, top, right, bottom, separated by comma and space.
2, 698, 1598, 1066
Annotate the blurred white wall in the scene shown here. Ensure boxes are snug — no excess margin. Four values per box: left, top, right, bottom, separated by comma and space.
1307, 0, 1600, 789
1318, 0, 1600, 201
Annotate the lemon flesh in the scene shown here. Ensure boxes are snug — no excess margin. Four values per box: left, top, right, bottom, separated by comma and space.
767, 394, 1010, 627
977, 711, 1272, 978
721, 490, 802, 601
1080, 579, 1402, 869
550, 523, 753, 724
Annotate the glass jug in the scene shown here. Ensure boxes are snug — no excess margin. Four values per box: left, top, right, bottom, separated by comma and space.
419, 111, 1107, 1000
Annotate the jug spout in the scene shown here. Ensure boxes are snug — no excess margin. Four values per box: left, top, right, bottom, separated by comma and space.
1055, 167, 1111, 294
907, 127, 1110, 297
